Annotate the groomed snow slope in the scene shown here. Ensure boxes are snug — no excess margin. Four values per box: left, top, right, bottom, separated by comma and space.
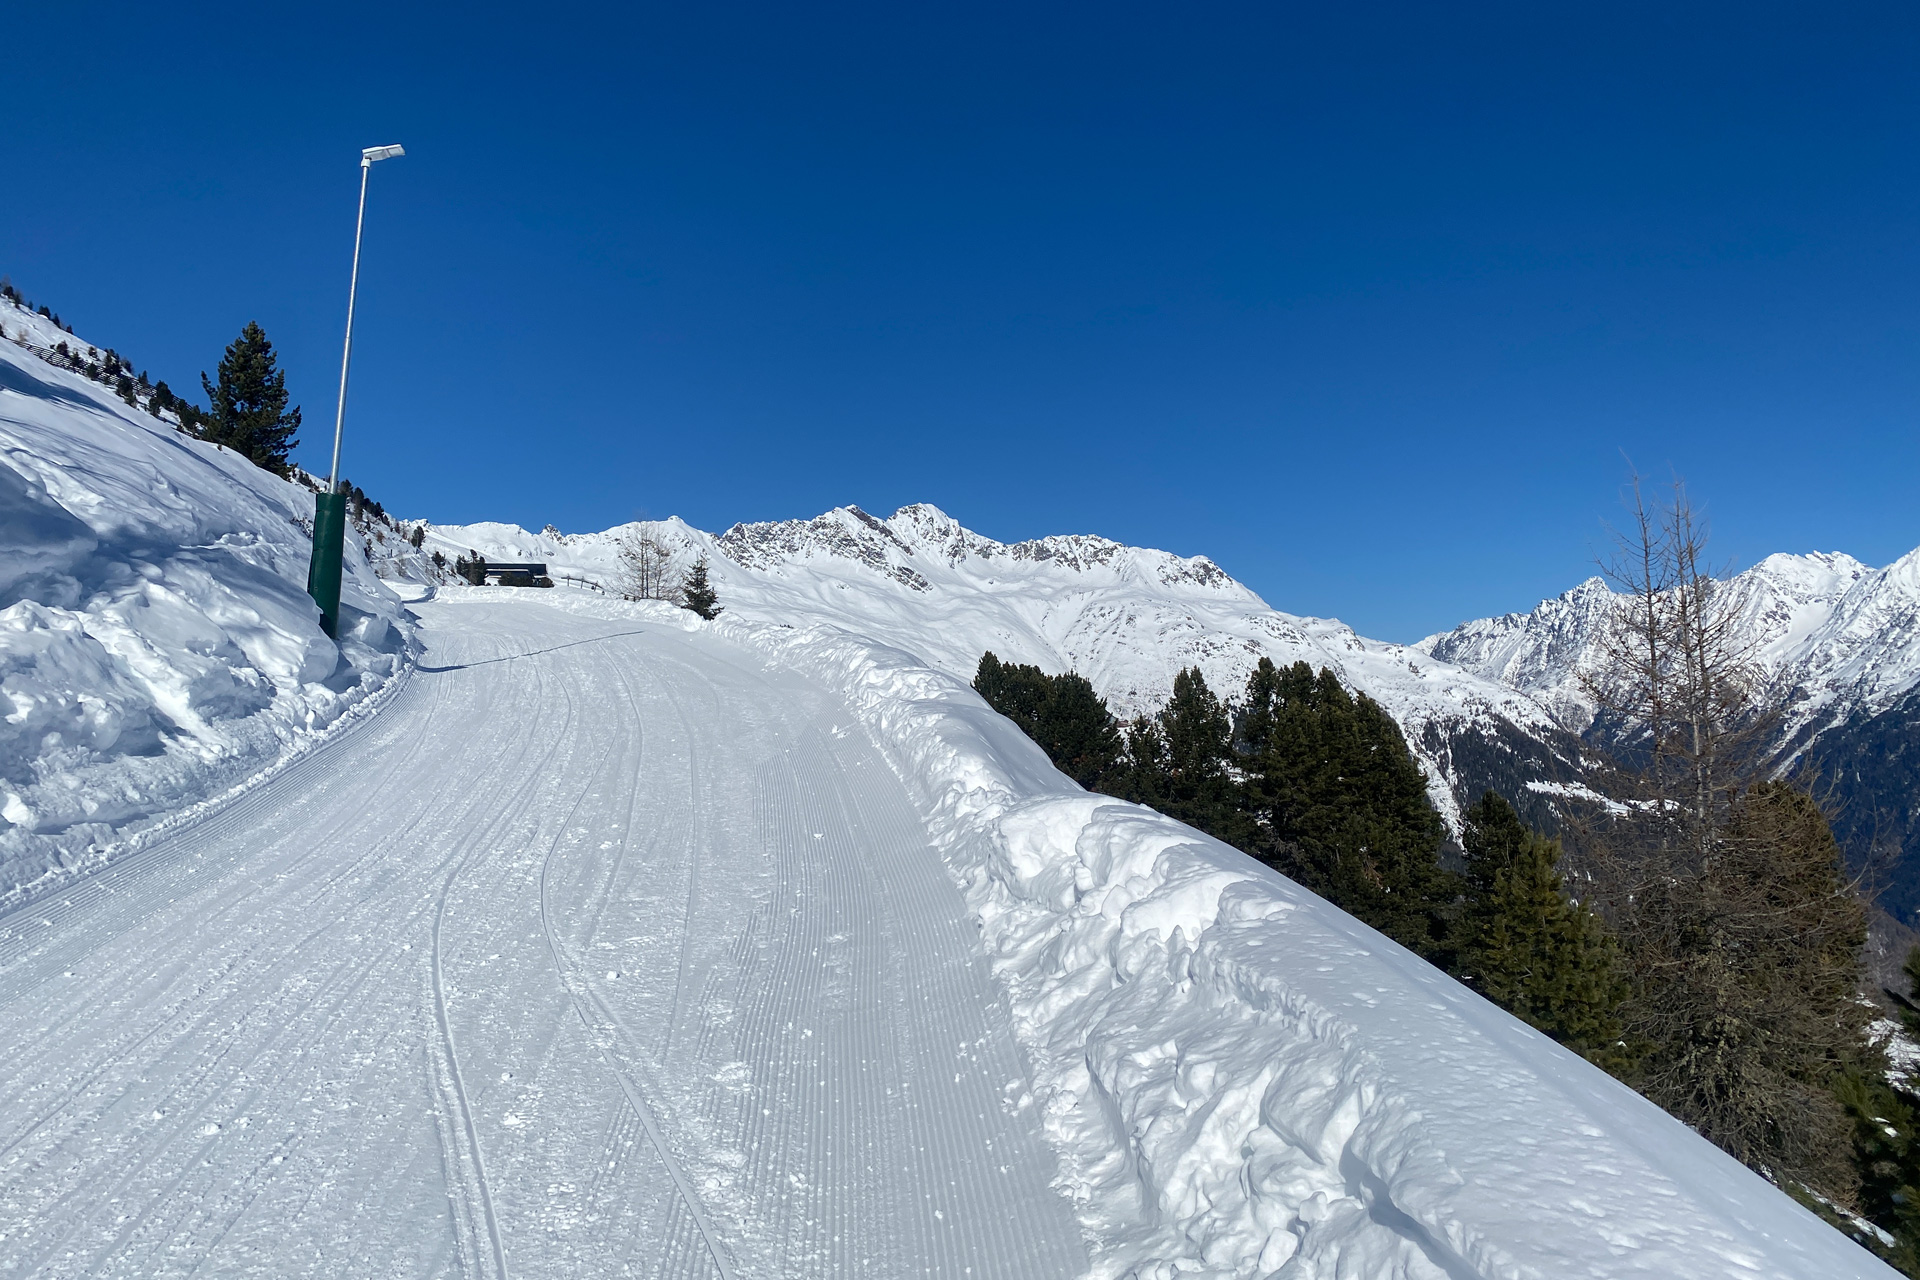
418, 505, 1567, 828
0, 300, 408, 902
0, 597, 1088, 1278
1, 591, 1892, 1278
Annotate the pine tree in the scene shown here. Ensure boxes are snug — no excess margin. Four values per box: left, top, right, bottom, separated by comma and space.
201, 322, 301, 474
1455, 791, 1630, 1070
974, 652, 1052, 740
1153, 667, 1247, 841
1039, 671, 1122, 789
1115, 715, 1171, 808
1237, 658, 1456, 959
1830, 945, 1920, 1275
972, 654, 1121, 790
1841, 1068, 1920, 1274
681, 557, 721, 619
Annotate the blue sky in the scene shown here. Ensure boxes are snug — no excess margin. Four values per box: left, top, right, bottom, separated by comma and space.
4, 2, 1917, 641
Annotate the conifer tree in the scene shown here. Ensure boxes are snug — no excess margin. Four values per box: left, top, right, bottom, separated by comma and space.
971, 654, 1121, 790
1237, 657, 1456, 959
1041, 671, 1122, 789
974, 652, 1049, 740
1841, 1066, 1920, 1274
1833, 944, 1920, 1274
1595, 780, 1873, 1196
681, 557, 721, 619
201, 322, 301, 474
1152, 667, 1247, 841
1455, 791, 1630, 1070
1115, 715, 1171, 808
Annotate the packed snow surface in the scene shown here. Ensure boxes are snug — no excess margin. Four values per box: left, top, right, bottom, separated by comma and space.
0, 301, 407, 901
0, 598, 1084, 1278
0, 593, 1894, 1278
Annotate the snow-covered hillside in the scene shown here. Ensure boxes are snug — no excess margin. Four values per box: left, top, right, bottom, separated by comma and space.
416, 504, 1576, 827
0, 297, 409, 901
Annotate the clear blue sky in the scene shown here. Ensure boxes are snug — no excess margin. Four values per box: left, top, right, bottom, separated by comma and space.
5, 2, 1917, 641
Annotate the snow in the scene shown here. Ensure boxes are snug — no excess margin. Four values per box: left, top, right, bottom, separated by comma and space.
3, 589, 1891, 1276
415, 504, 1568, 830
0, 599, 1087, 1277
0, 297, 409, 903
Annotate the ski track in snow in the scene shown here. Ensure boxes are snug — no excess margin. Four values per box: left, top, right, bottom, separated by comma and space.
0, 599, 1086, 1278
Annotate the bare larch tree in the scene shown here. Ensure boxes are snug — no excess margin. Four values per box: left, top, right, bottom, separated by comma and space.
617, 527, 678, 602
1575, 476, 1873, 1203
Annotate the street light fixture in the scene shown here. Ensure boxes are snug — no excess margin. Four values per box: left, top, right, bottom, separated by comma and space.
307, 142, 405, 638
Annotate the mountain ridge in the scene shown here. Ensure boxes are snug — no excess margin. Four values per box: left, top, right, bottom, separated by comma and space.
416, 502, 1579, 832
1421, 545, 1920, 916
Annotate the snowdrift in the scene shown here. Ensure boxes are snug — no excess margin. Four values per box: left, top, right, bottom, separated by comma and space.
525, 593, 1895, 1279
0, 301, 409, 901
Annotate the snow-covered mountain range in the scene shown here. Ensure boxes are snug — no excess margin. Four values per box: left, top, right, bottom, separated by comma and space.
1418, 549, 1920, 749
415, 505, 1583, 830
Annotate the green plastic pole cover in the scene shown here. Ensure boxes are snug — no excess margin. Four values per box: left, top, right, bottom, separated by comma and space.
307, 491, 347, 639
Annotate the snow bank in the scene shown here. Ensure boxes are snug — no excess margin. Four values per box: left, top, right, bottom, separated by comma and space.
0, 302, 410, 902
741, 630, 1898, 1277
519, 590, 1895, 1277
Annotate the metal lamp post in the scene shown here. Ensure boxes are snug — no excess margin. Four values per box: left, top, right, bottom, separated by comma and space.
307, 142, 405, 638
